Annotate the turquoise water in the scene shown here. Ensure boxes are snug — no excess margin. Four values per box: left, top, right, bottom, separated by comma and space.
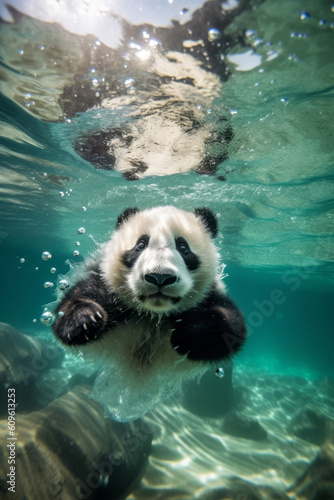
0, 0, 333, 497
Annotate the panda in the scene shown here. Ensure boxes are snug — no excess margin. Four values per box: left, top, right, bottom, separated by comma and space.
52, 206, 246, 421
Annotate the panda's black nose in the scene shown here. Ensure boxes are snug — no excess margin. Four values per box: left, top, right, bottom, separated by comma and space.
144, 273, 177, 287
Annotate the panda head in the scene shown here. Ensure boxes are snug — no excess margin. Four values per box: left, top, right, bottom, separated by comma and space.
101, 206, 220, 315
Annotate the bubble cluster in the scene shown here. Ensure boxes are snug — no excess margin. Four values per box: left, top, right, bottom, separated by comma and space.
44, 281, 54, 289
77, 227, 86, 234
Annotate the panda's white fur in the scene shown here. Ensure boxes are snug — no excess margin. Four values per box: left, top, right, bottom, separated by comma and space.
52, 206, 245, 421
100, 206, 222, 315
98, 52, 222, 178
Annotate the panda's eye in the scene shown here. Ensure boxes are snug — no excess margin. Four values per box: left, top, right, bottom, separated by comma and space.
135, 235, 149, 251
178, 244, 188, 254
176, 237, 189, 255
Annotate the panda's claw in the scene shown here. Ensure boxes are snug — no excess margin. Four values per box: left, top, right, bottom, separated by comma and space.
89, 314, 97, 323
83, 322, 88, 331
96, 311, 103, 319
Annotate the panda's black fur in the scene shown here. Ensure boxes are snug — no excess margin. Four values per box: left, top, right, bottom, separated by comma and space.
52, 206, 246, 364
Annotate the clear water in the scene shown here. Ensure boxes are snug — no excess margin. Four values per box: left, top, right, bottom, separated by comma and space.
0, 0, 333, 496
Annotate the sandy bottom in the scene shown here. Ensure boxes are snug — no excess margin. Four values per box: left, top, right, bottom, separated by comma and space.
126, 366, 333, 499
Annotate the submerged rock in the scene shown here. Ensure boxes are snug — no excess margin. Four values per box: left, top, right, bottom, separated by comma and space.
0, 322, 64, 415
198, 477, 290, 500
222, 412, 268, 441
288, 444, 334, 500
0, 385, 152, 499
289, 408, 334, 446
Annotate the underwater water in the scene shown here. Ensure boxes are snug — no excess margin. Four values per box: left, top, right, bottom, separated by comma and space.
0, 0, 333, 498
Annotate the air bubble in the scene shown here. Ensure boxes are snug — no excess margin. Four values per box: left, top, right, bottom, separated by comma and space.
50, 267, 57, 273
58, 279, 69, 290
215, 367, 225, 378
73, 250, 80, 257
148, 39, 159, 48
128, 42, 142, 51
124, 78, 135, 88
66, 118, 72, 124
208, 28, 221, 42
77, 227, 86, 234
91, 78, 99, 87
40, 310, 54, 325
44, 281, 54, 288
300, 11, 310, 20
82, 206, 87, 211
280, 97, 288, 103
20, 258, 25, 263
59, 191, 65, 197
42, 251, 52, 261
18, 49, 24, 55
75, 242, 80, 246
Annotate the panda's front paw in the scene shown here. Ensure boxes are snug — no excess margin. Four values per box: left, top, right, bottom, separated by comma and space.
53, 300, 107, 345
170, 309, 205, 359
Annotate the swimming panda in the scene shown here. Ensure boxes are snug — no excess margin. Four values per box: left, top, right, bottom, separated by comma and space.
52, 206, 246, 420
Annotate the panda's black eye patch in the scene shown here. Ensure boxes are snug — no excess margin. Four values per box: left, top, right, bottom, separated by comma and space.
135, 235, 149, 251
176, 237, 190, 255
175, 237, 200, 271
122, 234, 149, 268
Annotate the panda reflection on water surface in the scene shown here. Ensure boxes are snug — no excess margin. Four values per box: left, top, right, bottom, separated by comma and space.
52, 206, 246, 421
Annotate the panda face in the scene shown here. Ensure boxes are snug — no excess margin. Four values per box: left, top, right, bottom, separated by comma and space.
101, 206, 219, 315
123, 232, 198, 313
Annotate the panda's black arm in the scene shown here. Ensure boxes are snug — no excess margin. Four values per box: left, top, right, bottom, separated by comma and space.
52, 266, 127, 346
171, 288, 246, 362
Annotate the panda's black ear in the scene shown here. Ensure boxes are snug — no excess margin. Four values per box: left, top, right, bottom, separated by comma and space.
193, 207, 218, 238
116, 207, 140, 229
